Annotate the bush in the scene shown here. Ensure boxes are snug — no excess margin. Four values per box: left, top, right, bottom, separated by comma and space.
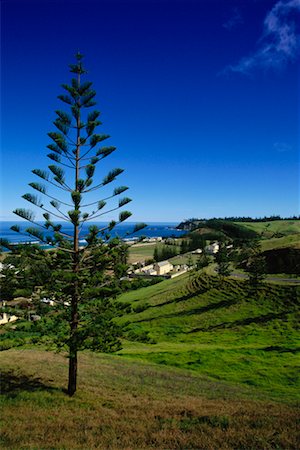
13, 288, 32, 298
206, 220, 258, 240
262, 248, 300, 274
133, 303, 150, 313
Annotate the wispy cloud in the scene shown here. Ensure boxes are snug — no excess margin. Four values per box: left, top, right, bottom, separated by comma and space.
223, 8, 243, 31
273, 142, 292, 152
224, 0, 300, 74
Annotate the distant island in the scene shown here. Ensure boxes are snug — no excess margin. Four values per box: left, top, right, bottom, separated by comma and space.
177, 215, 300, 231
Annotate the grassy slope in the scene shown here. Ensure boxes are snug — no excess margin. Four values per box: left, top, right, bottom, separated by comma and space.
1, 274, 299, 448
239, 220, 300, 250
1, 349, 299, 449
259, 234, 300, 251
239, 220, 300, 236
117, 273, 300, 403
127, 220, 300, 264
128, 243, 158, 263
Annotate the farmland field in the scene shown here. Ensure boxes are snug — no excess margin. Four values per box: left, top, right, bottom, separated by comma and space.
240, 220, 300, 238
1, 272, 299, 448
117, 273, 300, 403
1, 348, 299, 449
128, 243, 158, 263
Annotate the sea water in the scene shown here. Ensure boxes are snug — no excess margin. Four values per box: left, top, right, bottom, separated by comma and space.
0, 221, 186, 245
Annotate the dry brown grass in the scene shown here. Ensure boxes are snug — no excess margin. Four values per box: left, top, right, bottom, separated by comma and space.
1, 349, 299, 449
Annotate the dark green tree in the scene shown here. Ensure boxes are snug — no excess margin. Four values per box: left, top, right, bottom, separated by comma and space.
1, 53, 145, 396
247, 255, 266, 288
196, 253, 210, 271
153, 246, 159, 262
180, 239, 188, 254
215, 243, 231, 281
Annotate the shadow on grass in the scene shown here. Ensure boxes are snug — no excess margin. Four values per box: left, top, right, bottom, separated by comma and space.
186, 311, 292, 334
262, 345, 300, 354
139, 286, 212, 312
0, 370, 61, 398
132, 297, 238, 324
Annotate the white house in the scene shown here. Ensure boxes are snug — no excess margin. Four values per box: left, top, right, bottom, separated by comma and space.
0, 312, 18, 325
153, 260, 173, 275
41, 297, 55, 306
144, 268, 157, 276
205, 242, 219, 254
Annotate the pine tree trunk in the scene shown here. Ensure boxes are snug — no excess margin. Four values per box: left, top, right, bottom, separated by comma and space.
68, 69, 81, 397
68, 256, 79, 396
68, 333, 77, 396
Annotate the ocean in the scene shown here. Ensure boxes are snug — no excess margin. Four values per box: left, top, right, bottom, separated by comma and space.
0, 221, 186, 245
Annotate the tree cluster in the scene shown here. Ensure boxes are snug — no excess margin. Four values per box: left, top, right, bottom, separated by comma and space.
153, 244, 178, 262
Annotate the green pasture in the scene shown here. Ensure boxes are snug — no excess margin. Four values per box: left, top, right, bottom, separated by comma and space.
240, 220, 300, 237
128, 243, 158, 263
259, 233, 300, 251
117, 273, 300, 402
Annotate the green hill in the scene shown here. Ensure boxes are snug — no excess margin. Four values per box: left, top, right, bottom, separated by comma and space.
240, 220, 300, 237
1, 348, 299, 449
183, 219, 300, 251
117, 273, 300, 402
1, 273, 299, 448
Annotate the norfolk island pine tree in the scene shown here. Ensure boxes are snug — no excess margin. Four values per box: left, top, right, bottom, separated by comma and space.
2, 53, 146, 396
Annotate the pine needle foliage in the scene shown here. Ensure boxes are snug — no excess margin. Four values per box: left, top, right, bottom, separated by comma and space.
5, 53, 146, 396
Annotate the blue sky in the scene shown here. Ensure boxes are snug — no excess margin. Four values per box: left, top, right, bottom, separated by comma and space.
1, 0, 299, 223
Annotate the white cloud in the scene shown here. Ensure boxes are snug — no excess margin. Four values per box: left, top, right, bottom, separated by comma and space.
224, 0, 300, 74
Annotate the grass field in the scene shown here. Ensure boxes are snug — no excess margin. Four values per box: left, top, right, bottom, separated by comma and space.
1, 274, 299, 448
240, 220, 300, 242
1, 349, 299, 449
117, 273, 300, 403
128, 221, 300, 264
128, 243, 158, 263
1, 220, 300, 448
259, 233, 300, 251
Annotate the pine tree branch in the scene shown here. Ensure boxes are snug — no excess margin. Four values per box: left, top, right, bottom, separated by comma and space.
51, 229, 73, 239
35, 190, 74, 208
63, 149, 77, 163
81, 193, 115, 208
13, 216, 48, 231
78, 145, 94, 161
35, 204, 70, 222
80, 205, 119, 223
82, 183, 104, 193
56, 161, 75, 169
39, 178, 72, 193
12, 228, 47, 245
55, 246, 76, 254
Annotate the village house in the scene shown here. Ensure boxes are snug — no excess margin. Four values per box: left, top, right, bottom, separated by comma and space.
205, 242, 219, 254
144, 268, 157, 276
0, 312, 18, 325
153, 260, 174, 275
0, 302, 18, 325
192, 248, 203, 254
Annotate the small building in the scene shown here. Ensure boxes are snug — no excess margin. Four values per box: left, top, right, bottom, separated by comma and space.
205, 242, 219, 254
0, 312, 18, 325
153, 260, 174, 275
144, 268, 157, 276
41, 297, 55, 306
29, 314, 41, 322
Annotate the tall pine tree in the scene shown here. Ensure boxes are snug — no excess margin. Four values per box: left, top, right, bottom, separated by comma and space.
3, 53, 145, 396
